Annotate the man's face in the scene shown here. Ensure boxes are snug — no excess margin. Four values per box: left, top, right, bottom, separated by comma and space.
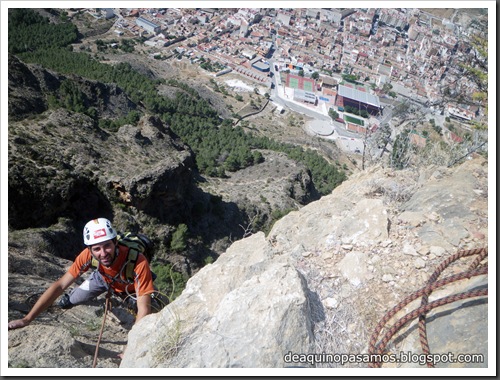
90, 239, 116, 267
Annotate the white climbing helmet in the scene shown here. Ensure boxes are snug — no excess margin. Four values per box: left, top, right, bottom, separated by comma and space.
83, 218, 117, 246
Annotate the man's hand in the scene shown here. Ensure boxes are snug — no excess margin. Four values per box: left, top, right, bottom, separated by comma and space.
8, 272, 76, 331
8, 318, 30, 330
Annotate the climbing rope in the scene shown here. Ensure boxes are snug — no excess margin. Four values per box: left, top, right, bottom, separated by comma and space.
368, 247, 488, 368
417, 247, 488, 367
92, 289, 112, 368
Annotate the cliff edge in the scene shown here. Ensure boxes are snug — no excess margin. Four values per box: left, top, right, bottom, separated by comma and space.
120, 156, 489, 368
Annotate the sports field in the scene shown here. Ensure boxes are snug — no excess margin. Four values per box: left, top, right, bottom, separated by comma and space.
303, 80, 313, 92
344, 115, 364, 126
286, 74, 315, 92
289, 76, 299, 88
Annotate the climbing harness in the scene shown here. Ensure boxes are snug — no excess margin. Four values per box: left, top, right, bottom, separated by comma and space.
90, 232, 152, 284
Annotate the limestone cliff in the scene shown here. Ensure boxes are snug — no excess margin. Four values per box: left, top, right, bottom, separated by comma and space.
8, 156, 489, 369
120, 156, 489, 368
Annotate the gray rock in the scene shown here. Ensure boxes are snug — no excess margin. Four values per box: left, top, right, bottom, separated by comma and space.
121, 232, 316, 368
403, 244, 419, 256
8, 325, 88, 368
414, 257, 426, 269
8, 131, 489, 369
430, 246, 446, 257
382, 274, 395, 282
338, 251, 370, 287
333, 199, 389, 245
393, 276, 488, 368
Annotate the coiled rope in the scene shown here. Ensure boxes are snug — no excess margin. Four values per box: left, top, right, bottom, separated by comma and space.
417, 247, 488, 367
368, 247, 488, 368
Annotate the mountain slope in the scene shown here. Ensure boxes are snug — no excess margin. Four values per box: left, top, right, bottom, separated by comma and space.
121, 156, 489, 368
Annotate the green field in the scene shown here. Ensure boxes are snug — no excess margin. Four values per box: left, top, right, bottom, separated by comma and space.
303, 81, 313, 92
344, 115, 364, 126
289, 77, 299, 88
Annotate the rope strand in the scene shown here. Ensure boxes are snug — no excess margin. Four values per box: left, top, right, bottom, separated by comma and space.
368, 247, 488, 368
92, 289, 112, 368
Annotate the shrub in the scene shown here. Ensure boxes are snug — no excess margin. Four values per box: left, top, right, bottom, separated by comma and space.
150, 262, 186, 302
170, 224, 188, 253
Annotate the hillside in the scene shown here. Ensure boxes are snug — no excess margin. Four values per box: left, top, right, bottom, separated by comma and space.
7, 155, 489, 370
7, 52, 326, 272
6, 8, 491, 373
121, 155, 489, 369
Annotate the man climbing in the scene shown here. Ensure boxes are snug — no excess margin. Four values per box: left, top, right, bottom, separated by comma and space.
8, 218, 155, 330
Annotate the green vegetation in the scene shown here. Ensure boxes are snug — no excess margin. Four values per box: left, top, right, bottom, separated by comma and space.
199, 57, 226, 73
342, 74, 359, 84
390, 129, 411, 169
343, 105, 369, 118
344, 115, 364, 126
52, 79, 88, 115
95, 38, 136, 53
267, 207, 295, 233
8, 8, 346, 196
460, 35, 488, 130
328, 108, 339, 120
8, 9, 78, 54
84, 318, 101, 331
170, 224, 189, 253
151, 310, 184, 362
429, 119, 443, 135
150, 262, 187, 302
382, 83, 393, 93
98, 110, 142, 132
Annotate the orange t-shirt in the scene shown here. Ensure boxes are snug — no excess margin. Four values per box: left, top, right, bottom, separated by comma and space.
68, 244, 155, 297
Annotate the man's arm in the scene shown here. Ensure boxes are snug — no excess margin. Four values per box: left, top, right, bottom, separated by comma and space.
135, 294, 151, 323
117, 294, 151, 360
8, 271, 76, 330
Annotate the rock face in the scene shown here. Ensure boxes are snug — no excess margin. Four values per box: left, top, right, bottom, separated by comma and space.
8, 108, 194, 230
200, 150, 317, 231
8, 54, 137, 122
7, 52, 196, 232
120, 156, 489, 368
7, 53, 317, 247
7, 156, 489, 369
122, 233, 316, 367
